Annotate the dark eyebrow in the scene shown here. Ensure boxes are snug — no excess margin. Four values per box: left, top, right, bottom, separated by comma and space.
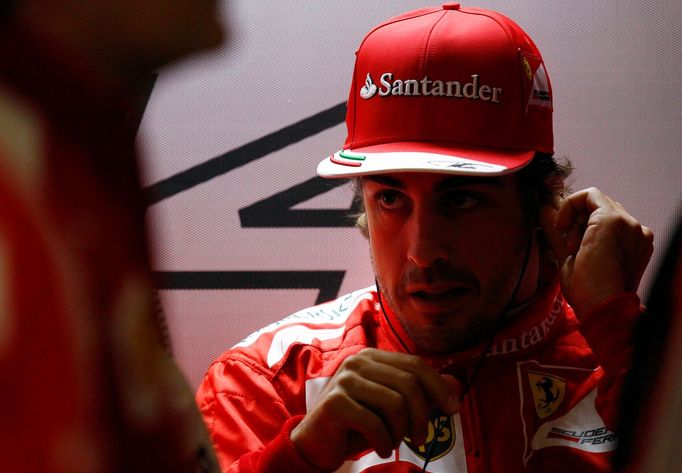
363, 175, 405, 188
434, 176, 505, 192
362, 174, 505, 191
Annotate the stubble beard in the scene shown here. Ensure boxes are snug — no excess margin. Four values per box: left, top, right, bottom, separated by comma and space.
373, 234, 530, 354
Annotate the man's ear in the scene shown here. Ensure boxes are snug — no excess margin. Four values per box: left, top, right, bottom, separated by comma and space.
357, 213, 369, 239
537, 206, 563, 280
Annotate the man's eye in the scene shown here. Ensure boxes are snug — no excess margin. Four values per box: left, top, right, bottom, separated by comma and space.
445, 193, 479, 210
376, 190, 406, 210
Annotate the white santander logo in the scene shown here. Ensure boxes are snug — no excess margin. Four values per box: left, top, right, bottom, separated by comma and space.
359, 71, 503, 103
360, 73, 377, 99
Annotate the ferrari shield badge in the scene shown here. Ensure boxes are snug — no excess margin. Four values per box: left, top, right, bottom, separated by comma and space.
528, 371, 565, 419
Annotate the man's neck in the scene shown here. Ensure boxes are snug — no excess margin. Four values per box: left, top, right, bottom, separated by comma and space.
508, 230, 543, 311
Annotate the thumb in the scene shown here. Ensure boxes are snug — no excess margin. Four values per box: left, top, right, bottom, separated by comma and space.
559, 254, 575, 292
440, 374, 462, 413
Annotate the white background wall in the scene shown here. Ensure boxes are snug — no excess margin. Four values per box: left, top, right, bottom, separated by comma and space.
138, 1, 682, 391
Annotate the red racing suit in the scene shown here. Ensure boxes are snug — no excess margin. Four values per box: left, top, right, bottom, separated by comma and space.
197, 282, 640, 473
0, 19, 218, 473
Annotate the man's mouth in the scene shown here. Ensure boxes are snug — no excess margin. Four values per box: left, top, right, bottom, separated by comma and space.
409, 286, 471, 303
413, 288, 464, 299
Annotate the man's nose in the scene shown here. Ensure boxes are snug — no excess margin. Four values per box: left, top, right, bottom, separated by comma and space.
405, 209, 450, 267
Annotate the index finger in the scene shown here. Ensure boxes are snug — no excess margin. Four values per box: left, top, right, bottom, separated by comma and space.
360, 349, 460, 415
555, 187, 613, 232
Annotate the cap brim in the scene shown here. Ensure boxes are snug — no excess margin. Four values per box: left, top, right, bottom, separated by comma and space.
317, 142, 535, 178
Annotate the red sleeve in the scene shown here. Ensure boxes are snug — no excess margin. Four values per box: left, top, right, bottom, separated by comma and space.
197, 355, 330, 473
578, 291, 642, 429
0, 166, 86, 473
238, 416, 335, 473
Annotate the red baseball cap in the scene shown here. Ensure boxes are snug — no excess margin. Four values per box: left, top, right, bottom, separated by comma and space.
318, 3, 553, 178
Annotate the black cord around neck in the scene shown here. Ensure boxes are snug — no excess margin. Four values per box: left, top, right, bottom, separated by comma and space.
418, 230, 535, 472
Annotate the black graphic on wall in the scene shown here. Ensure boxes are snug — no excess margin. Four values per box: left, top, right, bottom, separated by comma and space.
240, 176, 360, 228
143, 102, 353, 302
144, 103, 346, 205
154, 271, 346, 305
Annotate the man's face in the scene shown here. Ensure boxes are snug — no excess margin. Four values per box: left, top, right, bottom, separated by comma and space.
362, 172, 533, 353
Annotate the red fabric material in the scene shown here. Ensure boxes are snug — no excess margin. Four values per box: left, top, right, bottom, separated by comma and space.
238, 416, 335, 473
198, 282, 635, 473
327, 6, 552, 178
0, 18, 217, 473
578, 292, 642, 430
